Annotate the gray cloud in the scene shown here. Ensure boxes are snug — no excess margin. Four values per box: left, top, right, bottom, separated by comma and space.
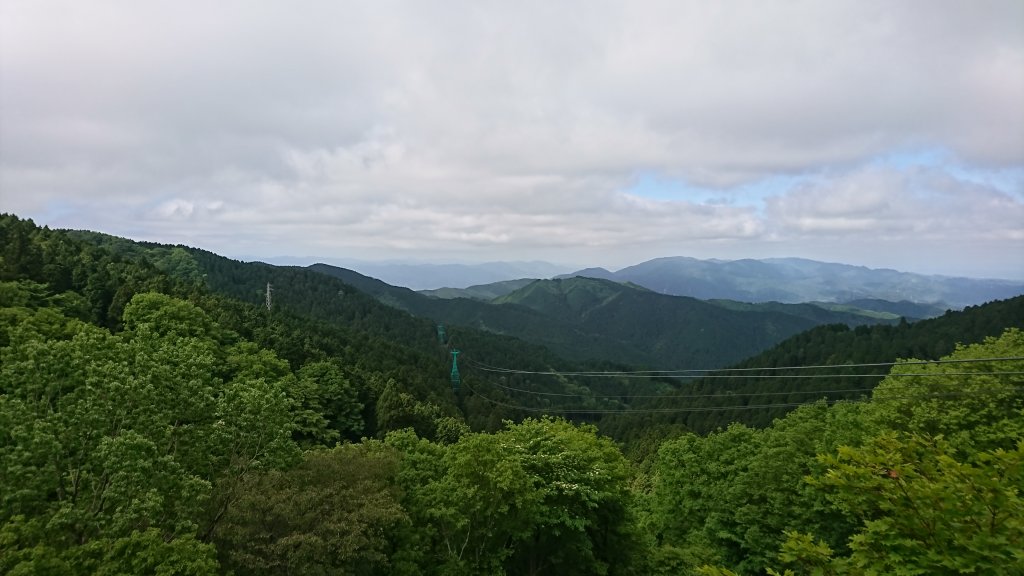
1, 0, 1022, 278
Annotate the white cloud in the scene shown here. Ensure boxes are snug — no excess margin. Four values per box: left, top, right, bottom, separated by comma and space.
765, 165, 1024, 245
1, 0, 1022, 278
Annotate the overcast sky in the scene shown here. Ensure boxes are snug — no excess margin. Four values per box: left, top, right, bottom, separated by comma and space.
2, 1, 1023, 279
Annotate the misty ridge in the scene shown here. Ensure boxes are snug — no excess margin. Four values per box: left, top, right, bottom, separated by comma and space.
322, 255, 1024, 309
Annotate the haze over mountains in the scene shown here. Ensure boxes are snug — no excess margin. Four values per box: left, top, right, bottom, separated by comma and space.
410, 256, 1023, 309
263, 258, 571, 291
308, 261, 989, 370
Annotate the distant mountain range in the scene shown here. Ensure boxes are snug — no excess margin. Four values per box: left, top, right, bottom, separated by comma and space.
562, 257, 1024, 308
309, 264, 912, 369
413, 256, 1022, 309
269, 259, 572, 290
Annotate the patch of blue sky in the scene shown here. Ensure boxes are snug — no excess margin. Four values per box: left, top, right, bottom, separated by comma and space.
625, 170, 818, 209
33, 199, 80, 224
949, 165, 1024, 198
868, 147, 1023, 197
626, 147, 1023, 208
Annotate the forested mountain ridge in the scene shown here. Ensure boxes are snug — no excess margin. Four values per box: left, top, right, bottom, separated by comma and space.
9, 215, 1021, 432
312, 263, 907, 370
561, 255, 1024, 307
421, 278, 953, 322
3, 213, 1022, 574
598, 294, 1024, 439
13, 216, 644, 427
419, 277, 537, 300
310, 259, 570, 290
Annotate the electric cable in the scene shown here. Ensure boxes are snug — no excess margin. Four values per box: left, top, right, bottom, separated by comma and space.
465, 355, 1024, 378
475, 371, 1024, 399
461, 378, 1024, 415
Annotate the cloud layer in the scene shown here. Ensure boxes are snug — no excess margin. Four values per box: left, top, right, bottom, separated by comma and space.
2, 1, 1022, 278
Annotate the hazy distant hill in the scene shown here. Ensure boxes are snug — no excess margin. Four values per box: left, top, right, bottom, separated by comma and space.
420, 278, 537, 300
310, 264, 904, 369
329, 260, 571, 290
560, 256, 1024, 308
490, 277, 905, 367
599, 294, 1024, 437
836, 298, 949, 319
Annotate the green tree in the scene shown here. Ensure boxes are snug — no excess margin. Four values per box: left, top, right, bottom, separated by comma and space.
431, 418, 640, 575
0, 293, 299, 573
290, 360, 364, 446
866, 328, 1024, 454
215, 443, 409, 576
798, 433, 1024, 575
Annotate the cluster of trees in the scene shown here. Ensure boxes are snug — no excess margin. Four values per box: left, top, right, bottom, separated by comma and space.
641, 329, 1024, 574
2, 213, 1022, 573
600, 294, 1024, 438
1, 288, 297, 572
0, 283, 642, 573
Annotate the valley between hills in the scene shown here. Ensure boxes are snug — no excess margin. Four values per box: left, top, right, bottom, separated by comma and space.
3, 213, 1023, 575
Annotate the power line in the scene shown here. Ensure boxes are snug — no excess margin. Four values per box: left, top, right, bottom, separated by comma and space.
474, 371, 1024, 400
465, 355, 1024, 378
462, 379, 1024, 415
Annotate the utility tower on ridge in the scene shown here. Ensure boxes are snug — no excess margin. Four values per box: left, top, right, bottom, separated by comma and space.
266, 282, 273, 310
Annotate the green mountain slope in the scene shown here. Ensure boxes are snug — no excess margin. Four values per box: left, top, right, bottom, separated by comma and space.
310, 264, 905, 370
419, 278, 537, 300
35, 219, 636, 429
565, 256, 1024, 307
24, 214, 1017, 444
597, 294, 1024, 440
496, 277, 911, 368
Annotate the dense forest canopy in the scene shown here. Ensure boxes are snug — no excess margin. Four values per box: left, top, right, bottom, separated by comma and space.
2, 213, 1022, 574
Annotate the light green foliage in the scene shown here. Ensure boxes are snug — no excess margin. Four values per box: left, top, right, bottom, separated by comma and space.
812, 433, 1024, 575
751, 330, 1024, 575
153, 246, 204, 285
0, 525, 219, 576
72, 529, 220, 576
773, 531, 837, 575
0, 292, 299, 572
648, 405, 862, 573
441, 418, 638, 575
121, 291, 222, 340
384, 428, 452, 575
649, 424, 763, 572
658, 330, 1024, 575
697, 567, 741, 576
215, 442, 408, 576
385, 419, 640, 575
375, 378, 445, 438
867, 328, 1024, 453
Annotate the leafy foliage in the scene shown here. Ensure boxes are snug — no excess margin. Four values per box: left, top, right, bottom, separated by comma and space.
813, 434, 1024, 574
385, 418, 642, 575
3, 213, 1022, 574
0, 292, 298, 573
687, 329, 1024, 575
214, 443, 408, 575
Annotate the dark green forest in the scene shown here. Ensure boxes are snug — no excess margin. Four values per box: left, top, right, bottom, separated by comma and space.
2, 214, 1022, 574
309, 262, 911, 371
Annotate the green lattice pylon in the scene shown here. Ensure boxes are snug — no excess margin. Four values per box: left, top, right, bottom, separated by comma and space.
450, 349, 461, 393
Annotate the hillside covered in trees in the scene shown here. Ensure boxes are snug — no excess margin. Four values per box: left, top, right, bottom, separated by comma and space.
2, 214, 1023, 574
310, 262, 912, 370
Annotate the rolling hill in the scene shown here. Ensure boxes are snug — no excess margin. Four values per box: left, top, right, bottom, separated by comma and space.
559, 256, 1024, 307
310, 264, 905, 370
